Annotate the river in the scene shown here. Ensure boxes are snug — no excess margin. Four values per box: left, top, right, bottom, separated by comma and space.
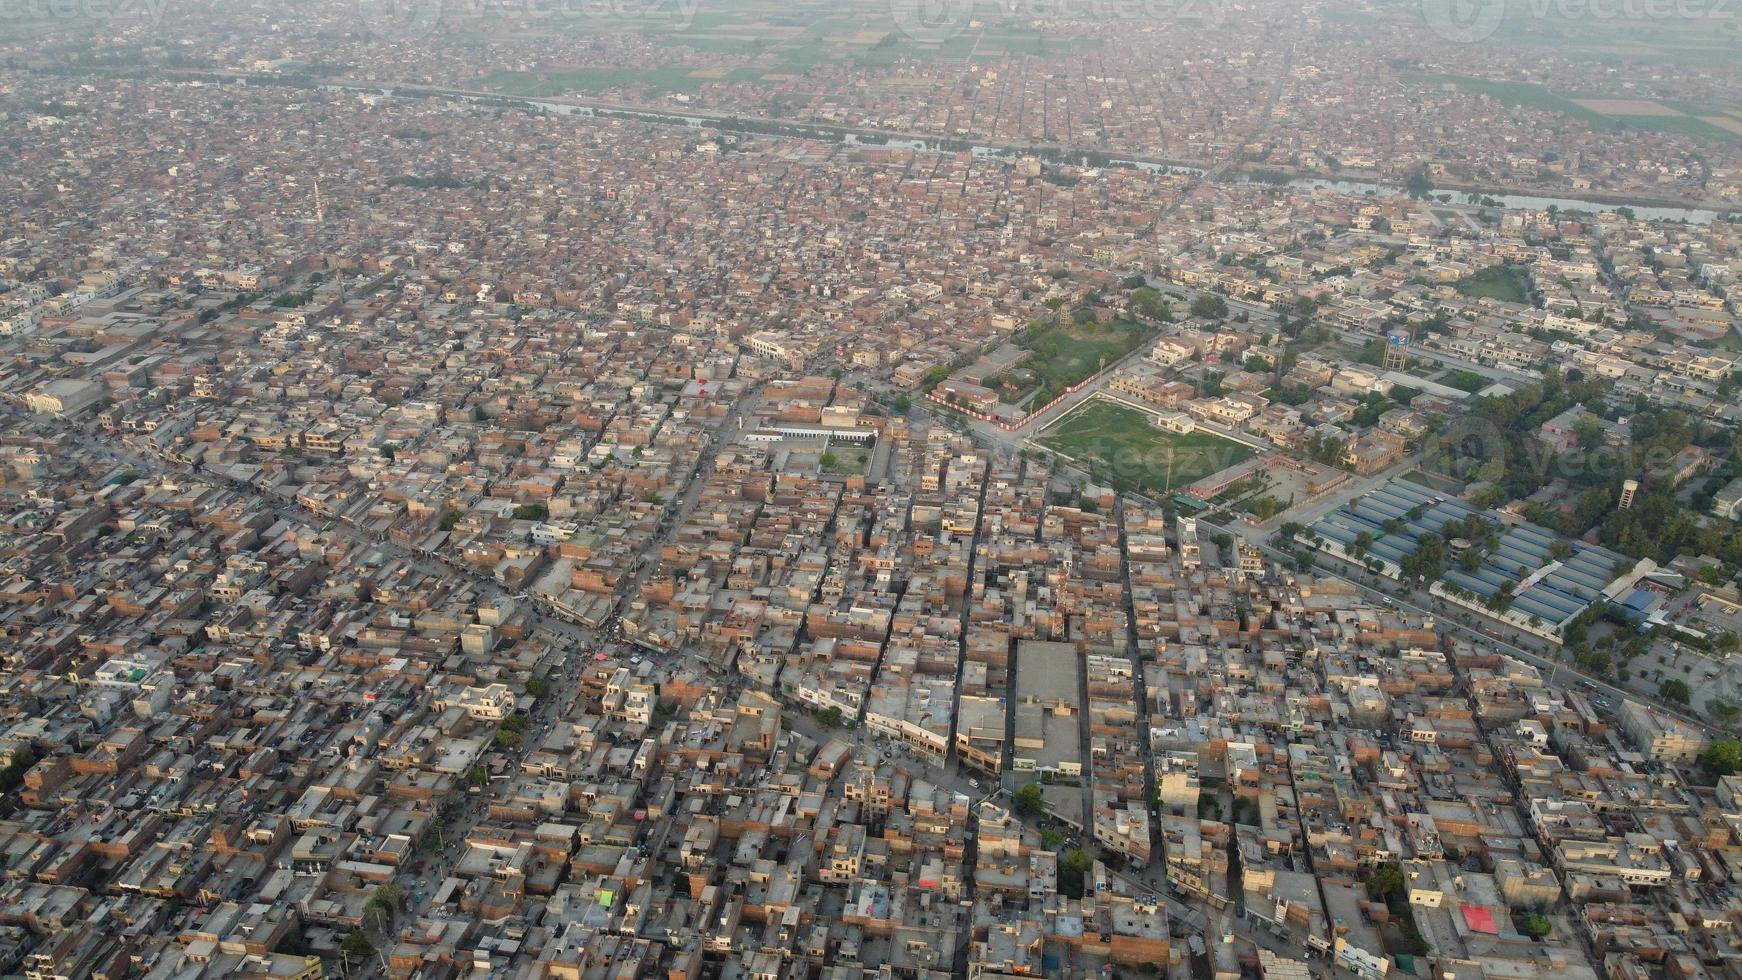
1268, 176, 1722, 224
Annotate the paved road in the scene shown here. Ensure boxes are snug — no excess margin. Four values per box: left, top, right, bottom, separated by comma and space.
1328, 327, 1538, 388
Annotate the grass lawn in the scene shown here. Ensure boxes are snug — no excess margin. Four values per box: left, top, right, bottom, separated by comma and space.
1017, 316, 1154, 405
1455, 264, 1531, 305
821, 443, 871, 476
1438, 369, 1491, 394
1037, 401, 1255, 493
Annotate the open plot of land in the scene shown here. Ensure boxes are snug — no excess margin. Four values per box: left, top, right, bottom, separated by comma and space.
1037, 400, 1256, 494
1013, 317, 1153, 405
821, 440, 872, 477
1455, 264, 1531, 305
1437, 369, 1492, 394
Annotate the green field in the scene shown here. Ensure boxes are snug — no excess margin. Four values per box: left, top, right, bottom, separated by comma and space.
1405, 73, 1741, 142
1455, 264, 1532, 304
1037, 401, 1256, 493
1015, 316, 1153, 406
475, 2, 1069, 96
1438, 369, 1492, 394
821, 442, 871, 476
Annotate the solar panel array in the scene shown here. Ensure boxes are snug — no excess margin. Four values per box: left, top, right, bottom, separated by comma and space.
1309, 479, 1627, 628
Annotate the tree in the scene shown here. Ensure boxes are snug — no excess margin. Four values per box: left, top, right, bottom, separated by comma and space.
1572, 415, 1606, 451
366, 883, 405, 928
1660, 678, 1692, 705
493, 728, 523, 749
1040, 828, 1065, 849
1399, 533, 1446, 582
1013, 783, 1046, 816
0, 750, 36, 794
1190, 293, 1228, 320
815, 705, 845, 728
524, 676, 552, 699
1130, 286, 1172, 321
512, 503, 548, 521
1700, 739, 1742, 775
440, 509, 466, 531
1058, 848, 1095, 898
1405, 166, 1434, 199
820, 452, 839, 469
1306, 433, 1347, 468
1365, 864, 1405, 901
465, 764, 489, 788
419, 818, 446, 855
1708, 698, 1742, 727
1522, 913, 1553, 938
341, 931, 374, 965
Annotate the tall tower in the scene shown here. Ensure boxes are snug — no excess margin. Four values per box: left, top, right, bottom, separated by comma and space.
1619, 479, 1638, 510
1383, 330, 1410, 372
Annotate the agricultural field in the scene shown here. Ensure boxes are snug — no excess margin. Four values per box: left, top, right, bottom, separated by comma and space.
1037, 400, 1256, 494
1405, 73, 1742, 142
476, 1, 1088, 97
